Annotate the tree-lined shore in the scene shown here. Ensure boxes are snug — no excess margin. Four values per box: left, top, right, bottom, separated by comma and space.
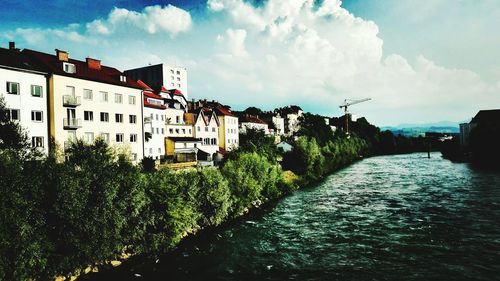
1, 98, 428, 281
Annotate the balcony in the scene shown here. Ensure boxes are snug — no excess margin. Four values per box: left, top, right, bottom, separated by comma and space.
63, 118, 82, 129
63, 95, 81, 107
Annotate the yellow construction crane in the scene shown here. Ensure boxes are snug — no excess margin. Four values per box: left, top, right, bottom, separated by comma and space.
339, 98, 371, 134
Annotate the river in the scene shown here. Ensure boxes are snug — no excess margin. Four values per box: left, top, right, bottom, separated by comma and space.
82, 153, 500, 281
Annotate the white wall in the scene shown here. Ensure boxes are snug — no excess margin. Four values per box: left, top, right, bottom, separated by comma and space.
144, 106, 166, 159
163, 65, 188, 99
194, 113, 219, 155
222, 115, 239, 151
240, 122, 269, 135
0, 67, 49, 153
52, 75, 144, 161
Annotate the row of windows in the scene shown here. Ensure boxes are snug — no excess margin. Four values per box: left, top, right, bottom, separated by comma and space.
151, 113, 182, 124
196, 126, 217, 132
68, 86, 137, 105
6, 109, 44, 122
203, 138, 218, 145
168, 128, 192, 135
227, 128, 237, 134
6, 82, 43, 97
83, 111, 137, 124
83, 132, 137, 143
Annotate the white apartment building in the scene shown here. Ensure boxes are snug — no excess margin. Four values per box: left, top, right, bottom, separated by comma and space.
0, 44, 49, 153
124, 64, 188, 100
24, 49, 144, 161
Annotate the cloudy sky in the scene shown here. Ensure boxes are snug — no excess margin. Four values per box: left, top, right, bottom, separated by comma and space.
1, 0, 499, 126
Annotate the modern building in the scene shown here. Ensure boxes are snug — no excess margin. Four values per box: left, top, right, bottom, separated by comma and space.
0, 43, 49, 153
24, 48, 145, 161
124, 64, 188, 100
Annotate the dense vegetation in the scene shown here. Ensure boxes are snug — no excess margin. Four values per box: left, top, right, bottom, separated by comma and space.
0, 99, 369, 281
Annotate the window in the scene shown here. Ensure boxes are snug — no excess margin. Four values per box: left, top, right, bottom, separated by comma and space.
120, 75, 127, 82
161, 115, 164, 121
171, 82, 175, 87
116, 133, 124, 142
100, 91, 108, 102
156, 128, 159, 134
171, 69, 174, 74
205, 127, 208, 132
84, 132, 94, 143
156, 114, 159, 120
115, 93, 123, 103
31, 136, 44, 148
176, 116, 180, 123
158, 148, 161, 153
84, 111, 93, 121
7, 109, 20, 120
31, 111, 43, 122
181, 128, 185, 134
63, 62, 76, 73
83, 89, 93, 100
177, 77, 180, 81
178, 84, 181, 88
100, 112, 109, 122
183, 143, 187, 148
204, 138, 209, 145
31, 85, 42, 97
197, 126, 200, 132
132, 153, 137, 161
212, 127, 216, 132
128, 95, 136, 105
100, 133, 110, 143
169, 128, 173, 134
129, 115, 137, 124
6, 82, 19, 95
176, 70, 180, 75
189, 129, 191, 134
115, 113, 123, 123
171, 76, 174, 80
149, 148, 153, 154
175, 129, 179, 134
161, 128, 164, 134
130, 134, 137, 142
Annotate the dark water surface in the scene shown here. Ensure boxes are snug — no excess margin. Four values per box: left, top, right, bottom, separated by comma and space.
83, 153, 500, 281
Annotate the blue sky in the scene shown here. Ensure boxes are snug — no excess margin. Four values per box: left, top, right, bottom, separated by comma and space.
1, 0, 499, 126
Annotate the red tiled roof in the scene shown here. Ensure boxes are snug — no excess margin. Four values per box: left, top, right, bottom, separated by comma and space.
144, 91, 164, 100
215, 105, 236, 117
22, 49, 142, 89
241, 115, 267, 124
137, 80, 153, 91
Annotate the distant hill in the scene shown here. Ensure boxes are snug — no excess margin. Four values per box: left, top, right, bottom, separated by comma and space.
381, 121, 460, 137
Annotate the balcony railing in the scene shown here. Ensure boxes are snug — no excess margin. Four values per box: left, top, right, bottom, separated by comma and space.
63, 118, 81, 129
63, 95, 81, 107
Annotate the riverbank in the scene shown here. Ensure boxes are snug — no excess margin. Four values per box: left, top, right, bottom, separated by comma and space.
80, 153, 500, 281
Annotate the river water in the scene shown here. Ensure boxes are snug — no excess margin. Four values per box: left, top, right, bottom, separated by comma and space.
84, 153, 500, 281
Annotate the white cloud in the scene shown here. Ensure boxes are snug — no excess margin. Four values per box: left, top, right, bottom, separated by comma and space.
2, 0, 499, 125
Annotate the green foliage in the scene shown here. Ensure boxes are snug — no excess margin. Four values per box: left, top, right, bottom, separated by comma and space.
224, 128, 279, 163
222, 152, 282, 216
297, 113, 335, 145
282, 136, 325, 182
197, 167, 232, 227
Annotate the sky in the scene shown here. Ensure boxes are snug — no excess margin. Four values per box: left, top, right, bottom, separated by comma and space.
1, 0, 499, 126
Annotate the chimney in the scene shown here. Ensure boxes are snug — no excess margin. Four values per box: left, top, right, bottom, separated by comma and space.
55, 49, 69, 61
86, 57, 101, 70
9, 42, 15, 50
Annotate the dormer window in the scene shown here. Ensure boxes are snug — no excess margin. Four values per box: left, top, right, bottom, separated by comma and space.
120, 75, 127, 82
63, 62, 76, 74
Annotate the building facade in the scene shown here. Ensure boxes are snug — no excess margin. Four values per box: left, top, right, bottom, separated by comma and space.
0, 45, 49, 153
24, 49, 144, 161
124, 64, 188, 99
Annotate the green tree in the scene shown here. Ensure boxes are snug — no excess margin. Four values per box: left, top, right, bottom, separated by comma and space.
197, 167, 232, 227
297, 113, 335, 145
282, 136, 325, 182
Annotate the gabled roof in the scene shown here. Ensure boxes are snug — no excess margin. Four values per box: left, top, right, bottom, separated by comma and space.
22, 49, 142, 89
215, 104, 236, 117
195, 108, 220, 127
471, 109, 500, 125
0, 47, 46, 74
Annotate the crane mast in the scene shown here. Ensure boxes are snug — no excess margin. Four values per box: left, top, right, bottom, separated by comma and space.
339, 98, 371, 134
